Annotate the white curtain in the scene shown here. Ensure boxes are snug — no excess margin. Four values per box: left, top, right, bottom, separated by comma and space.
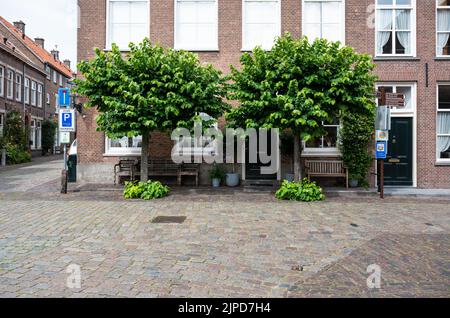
377, 10, 392, 54
438, 113, 450, 156
396, 10, 411, 54
438, 10, 450, 55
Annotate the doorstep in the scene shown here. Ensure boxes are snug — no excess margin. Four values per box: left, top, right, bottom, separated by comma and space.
323, 187, 378, 198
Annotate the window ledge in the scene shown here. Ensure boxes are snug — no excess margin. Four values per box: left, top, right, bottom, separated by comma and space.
174, 48, 220, 52
373, 57, 420, 61
435, 161, 450, 166
103, 153, 141, 157
434, 57, 450, 61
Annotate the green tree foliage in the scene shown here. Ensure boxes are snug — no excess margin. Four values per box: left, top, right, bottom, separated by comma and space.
75, 39, 229, 181
0, 111, 31, 165
227, 34, 377, 181
41, 120, 57, 155
339, 111, 375, 187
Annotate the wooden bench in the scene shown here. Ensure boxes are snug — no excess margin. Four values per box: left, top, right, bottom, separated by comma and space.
114, 159, 138, 185
305, 160, 349, 189
133, 159, 200, 186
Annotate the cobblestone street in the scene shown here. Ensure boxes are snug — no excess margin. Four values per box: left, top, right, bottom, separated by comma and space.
0, 159, 449, 298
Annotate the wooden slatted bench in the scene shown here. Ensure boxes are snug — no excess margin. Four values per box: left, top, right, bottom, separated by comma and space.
305, 160, 349, 189
133, 159, 200, 186
114, 159, 138, 185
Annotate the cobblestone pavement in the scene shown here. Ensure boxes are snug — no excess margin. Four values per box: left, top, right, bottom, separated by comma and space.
0, 160, 449, 298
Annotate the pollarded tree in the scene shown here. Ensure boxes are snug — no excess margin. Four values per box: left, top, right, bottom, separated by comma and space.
76, 39, 229, 181
226, 33, 377, 181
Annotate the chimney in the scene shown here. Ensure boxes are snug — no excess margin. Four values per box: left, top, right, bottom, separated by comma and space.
63, 59, 71, 69
51, 49, 59, 60
35, 38, 45, 49
13, 21, 25, 35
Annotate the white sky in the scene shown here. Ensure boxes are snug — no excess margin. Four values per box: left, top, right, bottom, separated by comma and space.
0, 0, 78, 70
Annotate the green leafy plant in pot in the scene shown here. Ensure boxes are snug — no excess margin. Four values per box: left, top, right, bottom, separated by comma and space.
210, 164, 225, 187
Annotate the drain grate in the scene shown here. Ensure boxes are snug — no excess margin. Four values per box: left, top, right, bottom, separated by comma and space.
350, 223, 359, 228
151, 216, 186, 224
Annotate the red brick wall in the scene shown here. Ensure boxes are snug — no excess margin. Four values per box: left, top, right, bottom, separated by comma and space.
77, 0, 450, 188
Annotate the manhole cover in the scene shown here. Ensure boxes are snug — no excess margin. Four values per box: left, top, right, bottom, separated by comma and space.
151, 216, 186, 224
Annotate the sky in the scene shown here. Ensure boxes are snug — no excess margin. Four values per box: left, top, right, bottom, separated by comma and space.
0, 0, 78, 70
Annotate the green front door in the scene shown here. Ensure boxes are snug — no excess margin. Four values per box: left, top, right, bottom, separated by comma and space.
384, 117, 413, 186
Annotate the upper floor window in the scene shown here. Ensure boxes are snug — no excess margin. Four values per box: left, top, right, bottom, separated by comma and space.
53, 70, 57, 84
437, 0, 450, 56
31, 81, 37, 106
15, 74, 22, 102
46, 93, 50, 105
437, 84, 450, 161
37, 84, 43, 108
0, 66, 4, 97
59, 74, 63, 87
242, 0, 281, 51
24, 78, 30, 104
175, 0, 218, 51
303, 0, 345, 43
6, 70, 14, 99
376, 0, 415, 56
45, 65, 51, 80
107, 0, 149, 50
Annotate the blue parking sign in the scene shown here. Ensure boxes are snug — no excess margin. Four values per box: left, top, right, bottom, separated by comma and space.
59, 110, 76, 132
376, 141, 387, 159
58, 88, 71, 107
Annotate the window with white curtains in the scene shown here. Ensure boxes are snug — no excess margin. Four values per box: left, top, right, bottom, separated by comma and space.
31, 81, 37, 106
437, 0, 450, 56
15, 74, 22, 102
303, 0, 344, 43
107, 0, 149, 50
175, 0, 218, 50
437, 85, 450, 160
376, 0, 415, 56
242, 0, 281, 51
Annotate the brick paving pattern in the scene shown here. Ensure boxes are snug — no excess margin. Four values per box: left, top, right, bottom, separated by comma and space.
0, 160, 449, 297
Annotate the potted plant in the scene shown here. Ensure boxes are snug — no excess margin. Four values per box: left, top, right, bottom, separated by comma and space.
225, 163, 240, 187
210, 164, 225, 187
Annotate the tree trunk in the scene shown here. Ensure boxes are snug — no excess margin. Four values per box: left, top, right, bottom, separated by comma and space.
140, 132, 149, 183
293, 133, 302, 182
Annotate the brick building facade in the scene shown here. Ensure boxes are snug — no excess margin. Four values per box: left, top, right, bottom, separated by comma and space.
0, 17, 73, 156
77, 0, 450, 188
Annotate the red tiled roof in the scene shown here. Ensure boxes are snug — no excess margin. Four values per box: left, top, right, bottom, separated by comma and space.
0, 16, 73, 78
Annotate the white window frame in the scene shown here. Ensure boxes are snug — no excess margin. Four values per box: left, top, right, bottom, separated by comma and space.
53, 70, 57, 84
24, 78, 30, 104
302, 0, 346, 44
302, 120, 341, 157
37, 84, 43, 108
174, 0, 219, 51
46, 93, 50, 105
436, 0, 450, 57
104, 135, 142, 156
0, 65, 4, 97
242, 0, 281, 51
106, 0, 150, 51
6, 69, 14, 99
375, 0, 416, 57
31, 81, 37, 106
15, 73, 22, 102
59, 74, 63, 87
437, 83, 450, 163
376, 82, 417, 114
